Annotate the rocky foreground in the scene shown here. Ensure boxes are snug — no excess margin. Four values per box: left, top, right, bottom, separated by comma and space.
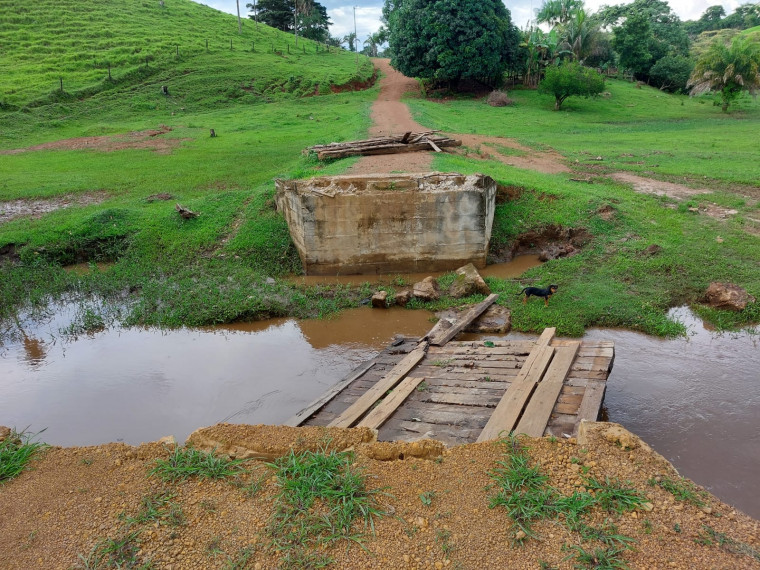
1, 422, 758, 569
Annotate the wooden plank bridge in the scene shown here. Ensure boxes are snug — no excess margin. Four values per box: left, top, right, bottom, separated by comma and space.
286, 295, 614, 446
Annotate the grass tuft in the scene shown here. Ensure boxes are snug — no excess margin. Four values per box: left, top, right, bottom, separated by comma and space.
148, 446, 248, 482
0, 428, 48, 483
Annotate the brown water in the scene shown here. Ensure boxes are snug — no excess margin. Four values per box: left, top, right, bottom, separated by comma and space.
1, 300, 758, 518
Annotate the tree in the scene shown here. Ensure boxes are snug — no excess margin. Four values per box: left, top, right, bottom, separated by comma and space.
538, 61, 605, 109
611, 11, 653, 77
246, 0, 330, 41
688, 35, 760, 111
560, 8, 600, 62
384, 0, 521, 88
535, 0, 584, 27
601, 0, 690, 80
649, 54, 694, 92
342, 32, 357, 52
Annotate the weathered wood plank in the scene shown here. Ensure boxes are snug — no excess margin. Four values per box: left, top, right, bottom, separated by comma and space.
328, 342, 428, 428
438, 340, 535, 352
515, 343, 581, 437
392, 401, 492, 427
574, 380, 607, 430
284, 360, 376, 426
429, 294, 500, 346
422, 392, 502, 407
357, 376, 427, 430
412, 367, 519, 381
385, 420, 481, 444
424, 378, 510, 390
477, 343, 556, 441
553, 340, 615, 349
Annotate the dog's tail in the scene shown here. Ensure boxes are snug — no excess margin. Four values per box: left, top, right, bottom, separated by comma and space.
517, 287, 528, 296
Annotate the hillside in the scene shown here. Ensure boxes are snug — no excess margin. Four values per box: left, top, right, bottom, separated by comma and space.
0, 0, 372, 111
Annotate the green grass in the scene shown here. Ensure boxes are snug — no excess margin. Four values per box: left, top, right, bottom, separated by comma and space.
125, 489, 186, 527
0, 0, 372, 111
648, 476, 708, 508
0, 428, 48, 483
1, 0, 759, 339
265, 447, 387, 564
149, 446, 249, 481
488, 433, 641, 564
76, 529, 146, 570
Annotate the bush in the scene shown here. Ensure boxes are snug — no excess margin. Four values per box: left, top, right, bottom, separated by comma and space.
487, 90, 514, 107
538, 62, 605, 110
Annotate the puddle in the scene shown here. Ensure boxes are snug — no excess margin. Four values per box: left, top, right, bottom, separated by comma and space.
288, 255, 542, 286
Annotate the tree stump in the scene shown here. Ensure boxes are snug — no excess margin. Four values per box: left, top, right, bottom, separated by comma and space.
175, 204, 199, 219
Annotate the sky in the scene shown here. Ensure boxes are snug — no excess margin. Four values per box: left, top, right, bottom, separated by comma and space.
196, 0, 749, 44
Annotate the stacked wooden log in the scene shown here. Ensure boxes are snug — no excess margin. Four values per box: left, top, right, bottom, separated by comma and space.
305, 130, 462, 160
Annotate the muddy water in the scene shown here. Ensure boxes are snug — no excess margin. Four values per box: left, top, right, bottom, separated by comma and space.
1, 298, 758, 518
0, 306, 433, 448
585, 308, 760, 519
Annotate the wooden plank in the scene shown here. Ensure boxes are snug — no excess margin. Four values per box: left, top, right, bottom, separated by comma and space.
328, 342, 428, 428
476, 343, 555, 442
424, 137, 443, 152
515, 343, 580, 437
574, 380, 607, 431
357, 376, 426, 429
423, 392, 502, 407
392, 401, 492, 427
413, 367, 520, 379
429, 294, 499, 346
284, 360, 376, 426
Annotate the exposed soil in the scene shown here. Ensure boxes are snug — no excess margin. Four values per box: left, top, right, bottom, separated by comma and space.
1, 423, 759, 569
0, 191, 109, 226
0, 125, 180, 155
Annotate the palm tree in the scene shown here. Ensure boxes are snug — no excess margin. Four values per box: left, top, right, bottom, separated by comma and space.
535, 0, 584, 27
559, 8, 599, 63
342, 32, 357, 52
688, 35, 760, 112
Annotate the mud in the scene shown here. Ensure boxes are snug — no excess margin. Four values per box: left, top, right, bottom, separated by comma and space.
0, 125, 180, 155
0, 191, 108, 225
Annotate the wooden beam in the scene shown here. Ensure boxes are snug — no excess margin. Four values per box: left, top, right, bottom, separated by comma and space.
476, 328, 556, 442
429, 294, 499, 346
574, 379, 607, 432
424, 137, 443, 152
284, 360, 375, 426
357, 376, 426, 429
328, 342, 428, 428
514, 343, 580, 437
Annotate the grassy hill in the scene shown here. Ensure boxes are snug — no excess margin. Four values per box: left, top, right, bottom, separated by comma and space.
0, 0, 371, 111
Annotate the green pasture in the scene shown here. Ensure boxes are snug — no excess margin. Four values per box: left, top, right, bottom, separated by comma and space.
1, 0, 759, 337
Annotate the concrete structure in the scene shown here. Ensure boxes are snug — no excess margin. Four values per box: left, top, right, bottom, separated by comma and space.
275, 172, 497, 275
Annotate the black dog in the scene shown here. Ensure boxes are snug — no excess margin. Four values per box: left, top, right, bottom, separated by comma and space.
518, 284, 558, 306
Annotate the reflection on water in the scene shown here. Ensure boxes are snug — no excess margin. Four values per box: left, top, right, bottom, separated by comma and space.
0, 306, 433, 448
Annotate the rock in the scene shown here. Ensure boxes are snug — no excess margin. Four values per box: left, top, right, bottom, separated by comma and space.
371, 291, 388, 308
0, 426, 11, 443
413, 276, 440, 302
704, 282, 755, 311
447, 263, 490, 298
539, 244, 576, 261
603, 425, 639, 450
515, 530, 527, 541
395, 289, 412, 306
158, 435, 177, 446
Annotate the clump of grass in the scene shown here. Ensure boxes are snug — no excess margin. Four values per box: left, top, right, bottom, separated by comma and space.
489, 432, 641, 566
0, 428, 48, 483
126, 489, 181, 526
76, 529, 143, 569
648, 475, 708, 507
583, 476, 647, 514
149, 446, 248, 482
266, 447, 387, 560
696, 525, 760, 562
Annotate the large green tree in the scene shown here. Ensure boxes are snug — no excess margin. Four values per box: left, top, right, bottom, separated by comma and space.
384, 0, 521, 87
688, 35, 760, 111
601, 0, 690, 79
246, 0, 330, 41
538, 61, 605, 109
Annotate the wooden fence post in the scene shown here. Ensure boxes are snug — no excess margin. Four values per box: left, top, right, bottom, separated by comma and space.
60, 77, 63, 92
